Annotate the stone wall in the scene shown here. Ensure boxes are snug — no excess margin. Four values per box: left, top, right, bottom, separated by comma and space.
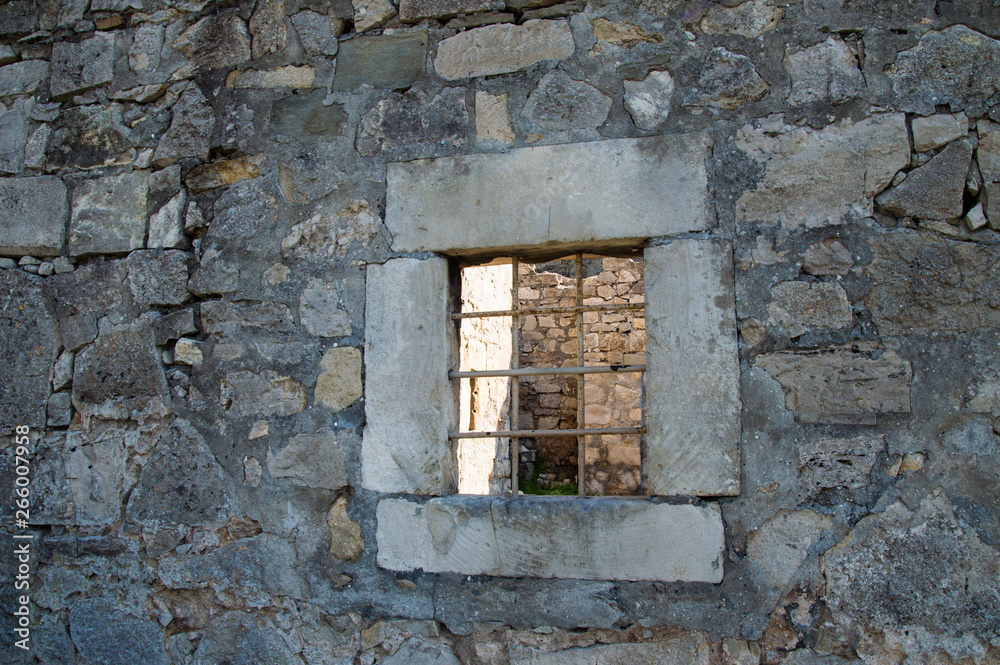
1, 0, 1000, 663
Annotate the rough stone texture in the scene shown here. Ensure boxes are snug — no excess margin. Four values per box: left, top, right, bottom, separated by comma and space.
249, 0, 287, 58
0, 97, 30, 173
69, 599, 169, 665
290, 10, 342, 56
129, 22, 163, 76
624, 69, 674, 131
799, 435, 885, 493
434, 20, 574, 80
201, 300, 295, 338
73, 318, 171, 422
735, 114, 909, 227
220, 371, 307, 418
700, 0, 784, 38
0, 270, 57, 428
767, 281, 852, 338
756, 343, 912, 424
50, 33, 114, 99
363, 257, 456, 493
979, 120, 1000, 182
866, 231, 1000, 334
475, 91, 515, 143
589, 18, 661, 55
803, 0, 935, 31
876, 139, 972, 220
282, 199, 380, 259
152, 85, 215, 167
51, 260, 126, 318
328, 496, 364, 560
784, 37, 864, 106
384, 637, 461, 665
0, 0, 36, 35
127, 250, 189, 306
316, 347, 363, 412
746, 510, 833, 594
683, 47, 769, 110
172, 12, 251, 71
353, 0, 396, 32
912, 113, 967, 152
272, 90, 346, 144
45, 104, 133, 171
300, 280, 351, 337
801, 238, 853, 276
645, 239, 740, 496
69, 172, 149, 256
888, 25, 1000, 116
267, 428, 350, 490
511, 634, 711, 665
0, 59, 47, 95
0, 176, 67, 256
148, 191, 186, 249
226, 66, 315, 89
522, 70, 612, 131
357, 86, 468, 156
386, 134, 713, 253
184, 154, 264, 192
377, 497, 725, 582
400, 0, 493, 22
333, 31, 427, 91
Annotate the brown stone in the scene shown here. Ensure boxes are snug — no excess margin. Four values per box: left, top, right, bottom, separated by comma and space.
327, 496, 363, 560
184, 154, 265, 192
316, 347, 362, 412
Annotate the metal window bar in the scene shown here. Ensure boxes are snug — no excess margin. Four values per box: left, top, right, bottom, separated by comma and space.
453, 253, 646, 497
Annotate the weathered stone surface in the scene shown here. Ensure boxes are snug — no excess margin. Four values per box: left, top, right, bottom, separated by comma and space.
0, 270, 57, 428
353, 0, 396, 32
890, 25, 1000, 115
700, 0, 783, 38
510, 634, 711, 665
333, 31, 427, 91
803, 0, 935, 30
802, 238, 852, 276
785, 37, 863, 106
912, 113, 967, 152
400, 0, 492, 22
363, 257, 455, 493
327, 496, 363, 560
73, 318, 171, 422
69, 599, 168, 665
383, 638, 461, 665
300, 280, 351, 337
522, 70, 611, 131
0, 59, 47, 95
823, 492, 1000, 632
316, 346, 363, 412
200, 300, 295, 338
746, 510, 833, 593
172, 11, 251, 71
768, 281, 852, 338
735, 114, 909, 228
377, 496, 725, 582
624, 69, 674, 131
876, 139, 972, 220
684, 47, 769, 110
282, 200, 380, 259
290, 10, 342, 56
192, 612, 299, 663
249, 0, 287, 58
986, 181, 1000, 230
226, 65, 315, 89
46, 104, 133, 170
63, 423, 133, 525
271, 90, 346, 144
69, 172, 149, 256
267, 428, 350, 490
220, 371, 307, 418
0, 0, 36, 34
357, 86, 468, 155
387, 134, 713, 253
866, 231, 1000, 334
152, 85, 215, 167
127, 250, 189, 307
173, 338, 203, 365
475, 91, 515, 143
799, 435, 885, 493
51, 260, 126, 318
129, 22, 163, 75
645, 239, 740, 496
589, 18, 661, 55
50, 33, 115, 99
0, 176, 66, 256
756, 342, 911, 424
434, 20, 574, 80
148, 191, 186, 249
184, 154, 264, 192
23, 122, 49, 170
0, 97, 30, 173
979, 120, 1000, 182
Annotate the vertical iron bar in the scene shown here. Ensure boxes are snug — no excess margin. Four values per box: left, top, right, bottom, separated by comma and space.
510, 256, 519, 496
576, 253, 585, 498
640, 369, 647, 495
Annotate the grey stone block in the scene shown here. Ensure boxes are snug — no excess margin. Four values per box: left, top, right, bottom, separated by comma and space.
0, 59, 47, 95
152, 308, 197, 345
126, 249, 190, 306
50, 33, 115, 99
522, 70, 611, 131
0, 97, 30, 173
51, 259, 126, 318
45, 104, 133, 171
386, 134, 713, 254
0, 270, 57, 429
333, 31, 427, 91
69, 172, 149, 256
267, 428, 351, 490
510, 634, 711, 665
46, 392, 71, 427
356, 86, 468, 156
434, 20, 573, 80
876, 139, 972, 220
58, 313, 98, 351
152, 85, 215, 167
271, 90, 346, 144
69, 599, 168, 665
0, 0, 37, 35
684, 46, 769, 110
0, 176, 67, 256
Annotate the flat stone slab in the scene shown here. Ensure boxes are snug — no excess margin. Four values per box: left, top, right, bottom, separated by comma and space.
377, 496, 725, 582
0, 176, 67, 256
333, 31, 427, 91
434, 19, 573, 80
386, 134, 713, 254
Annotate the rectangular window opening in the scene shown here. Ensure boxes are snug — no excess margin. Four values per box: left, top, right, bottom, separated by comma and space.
452, 253, 646, 498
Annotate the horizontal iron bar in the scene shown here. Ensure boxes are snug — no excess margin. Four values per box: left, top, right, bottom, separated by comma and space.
452, 302, 644, 320
449, 364, 645, 379
450, 427, 646, 439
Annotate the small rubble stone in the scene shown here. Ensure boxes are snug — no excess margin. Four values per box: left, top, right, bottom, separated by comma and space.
801, 238, 853, 276
912, 114, 967, 152
522, 71, 612, 131
768, 281, 852, 338
383, 638, 461, 665
52, 257, 73, 274
220, 370, 307, 417
278, 157, 337, 203
249, 0, 287, 58
50, 33, 115, 99
700, 0, 784, 38
876, 139, 972, 220
434, 20, 574, 80
476, 91, 515, 144
290, 10, 343, 56
0, 176, 67, 256
327, 496, 363, 560
271, 90, 347, 144
400, 0, 493, 22
316, 346, 363, 412
282, 200, 381, 259
51, 260, 125, 318
129, 22, 163, 75
127, 250, 189, 307
965, 202, 988, 231
353, 0, 396, 32
357, 86, 467, 155
23, 123, 50, 169
153, 309, 197, 346
0, 59, 47, 95
172, 12, 251, 72
333, 31, 428, 91
589, 17, 661, 55
69, 172, 149, 256
799, 435, 885, 492
447, 12, 514, 29
184, 154, 264, 192
300, 280, 351, 337
0, 97, 30, 173
46, 392, 72, 427
226, 65, 316, 89
624, 69, 674, 131
148, 192, 186, 250
69, 599, 169, 665
756, 342, 911, 424
684, 46, 769, 110
173, 338, 203, 366
152, 85, 215, 167
201, 300, 295, 337
52, 349, 73, 390
979, 120, 1000, 182
267, 428, 350, 490
784, 37, 864, 106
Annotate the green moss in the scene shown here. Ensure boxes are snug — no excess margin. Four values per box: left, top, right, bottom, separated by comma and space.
518, 455, 578, 496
